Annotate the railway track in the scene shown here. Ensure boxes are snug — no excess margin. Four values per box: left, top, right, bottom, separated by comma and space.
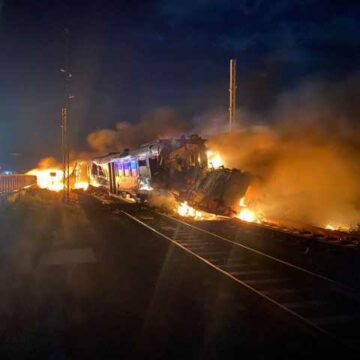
91, 188, 360, 247
122, 209, 360, 352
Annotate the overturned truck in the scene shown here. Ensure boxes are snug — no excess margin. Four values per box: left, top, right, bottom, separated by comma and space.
87, 134, 251, 216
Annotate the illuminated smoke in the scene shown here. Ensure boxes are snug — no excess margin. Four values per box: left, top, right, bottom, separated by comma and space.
37, 156, 59, 169
87, 108, 190, 153
208, 73, 360, 229
147, 192, 178, 210
29, 71, 360, 230
87, 129, 119, 154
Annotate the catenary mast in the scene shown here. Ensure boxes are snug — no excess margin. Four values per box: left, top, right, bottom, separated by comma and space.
229, 59, 237, 132
61, 28, 73, 202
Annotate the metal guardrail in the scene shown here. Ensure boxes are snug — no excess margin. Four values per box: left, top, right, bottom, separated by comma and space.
0, 174, 37, 196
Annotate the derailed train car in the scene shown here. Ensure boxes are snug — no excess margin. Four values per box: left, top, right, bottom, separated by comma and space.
183, 168, 252, 216
89, 134, 208, 196
88, 134, 251, 215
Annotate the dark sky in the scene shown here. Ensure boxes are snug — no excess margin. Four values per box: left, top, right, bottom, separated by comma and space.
0, 0, 359, 170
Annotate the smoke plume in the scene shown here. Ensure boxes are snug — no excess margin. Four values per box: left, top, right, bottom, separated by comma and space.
81, 72, 360, 229
37, 157, 59, 169
87, 108, 190, 153
208, 72, 360, 229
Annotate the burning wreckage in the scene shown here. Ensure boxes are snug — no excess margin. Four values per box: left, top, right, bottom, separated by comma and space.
28, 134, 360, 237
88, 134, 252, 216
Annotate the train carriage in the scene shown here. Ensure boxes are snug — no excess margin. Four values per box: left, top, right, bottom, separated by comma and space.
89, 134, 208, 197
87, 134, 251, 215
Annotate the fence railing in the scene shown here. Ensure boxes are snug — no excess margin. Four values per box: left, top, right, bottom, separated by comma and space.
0, 174, 37, 196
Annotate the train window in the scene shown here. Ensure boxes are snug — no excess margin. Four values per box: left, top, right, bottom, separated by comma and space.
138, 159, 147, 167
117, 163, 123, 176
98, 166, 106, 177
131, 161, 137, 177
124, 162, 130, 176
91, 163, 98, 176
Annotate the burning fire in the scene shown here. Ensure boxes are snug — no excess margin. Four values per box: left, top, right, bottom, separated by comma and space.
325, 223, 350, 232
177, 201, 203, 219
74, 182, 89, 191
326, 224, 335, 231
176, 201, 219, 220
27, 168, 64, 192
207, 150, 223, 169
237, 197, 261, 223
27, 161, 90, 192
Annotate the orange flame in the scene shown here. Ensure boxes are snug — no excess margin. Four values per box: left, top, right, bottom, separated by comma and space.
237, 197, 261, 223
74, 181, 89, 191
176, 201, 219, 220
27, 168, 64, 192
27, 161, 90, 192
207, 150, 223, 169
177, 201, 203, 219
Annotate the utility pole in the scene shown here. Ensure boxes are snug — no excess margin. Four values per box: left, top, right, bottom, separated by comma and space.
229, 59, 237, 132
61, 107, 67, 202
61, 28, 73, 202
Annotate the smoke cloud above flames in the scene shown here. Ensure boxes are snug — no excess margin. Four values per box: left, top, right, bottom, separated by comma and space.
87, 108, 190, 153
208, 72, 360, 229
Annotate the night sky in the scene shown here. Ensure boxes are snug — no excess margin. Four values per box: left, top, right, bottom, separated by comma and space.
0, 0, 359, 170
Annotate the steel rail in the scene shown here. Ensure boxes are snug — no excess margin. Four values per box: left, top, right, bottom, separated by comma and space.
122, 210, 358, 351
155, 212, 358, 295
